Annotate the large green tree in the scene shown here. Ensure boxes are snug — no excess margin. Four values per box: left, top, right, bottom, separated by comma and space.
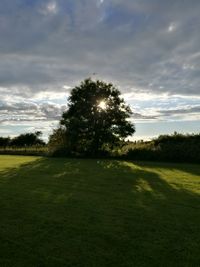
57, 78, 135, 155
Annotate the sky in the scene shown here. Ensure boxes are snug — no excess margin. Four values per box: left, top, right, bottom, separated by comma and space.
0, 0, 200, 141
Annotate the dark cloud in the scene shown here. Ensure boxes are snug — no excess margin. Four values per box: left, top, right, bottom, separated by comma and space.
132, 112, 156, 120
0, 0, 200, 96
0, 100, 67, 122
159, 106, 200, 116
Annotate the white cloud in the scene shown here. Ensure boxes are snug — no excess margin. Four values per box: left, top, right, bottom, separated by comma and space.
40, 1, 58, 15
34, 91, 69, 102
97, 0, 104, 6
168, 22, 177, 32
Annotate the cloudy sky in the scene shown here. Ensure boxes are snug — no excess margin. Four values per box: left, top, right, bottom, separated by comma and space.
0, 0, 200, 141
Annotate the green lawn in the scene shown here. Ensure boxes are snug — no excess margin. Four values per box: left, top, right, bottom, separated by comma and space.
0, 155, 199, 267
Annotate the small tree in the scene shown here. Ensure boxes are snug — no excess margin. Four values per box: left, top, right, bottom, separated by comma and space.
59, 78, 135, 156
48, 127, 69, 156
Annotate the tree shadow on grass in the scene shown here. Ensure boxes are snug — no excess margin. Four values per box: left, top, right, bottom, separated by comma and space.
0, 157, 199, 267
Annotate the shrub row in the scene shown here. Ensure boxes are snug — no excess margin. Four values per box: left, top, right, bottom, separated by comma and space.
124, 133, 200, 163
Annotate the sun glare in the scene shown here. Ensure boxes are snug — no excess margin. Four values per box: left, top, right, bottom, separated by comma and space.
98, 100, 106, 110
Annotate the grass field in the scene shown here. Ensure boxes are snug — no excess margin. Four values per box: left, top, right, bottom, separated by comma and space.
0, 155, 199, 267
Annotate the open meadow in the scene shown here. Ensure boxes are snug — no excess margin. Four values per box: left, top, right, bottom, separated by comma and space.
0, 155, 199, 267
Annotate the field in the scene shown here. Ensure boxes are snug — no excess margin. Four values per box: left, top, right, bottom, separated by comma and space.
0, 155, 199, 267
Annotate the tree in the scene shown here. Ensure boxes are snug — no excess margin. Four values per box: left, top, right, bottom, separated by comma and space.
0, 137, 10, 148
59, 78, 135, 156
10, 132, 45, 147
48, 127, 69, 156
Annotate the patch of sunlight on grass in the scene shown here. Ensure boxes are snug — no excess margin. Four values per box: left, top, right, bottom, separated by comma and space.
136, 179, 153, 192
54, 171, 67, 178
135, 178, 166, 200
122, 161, 142, 170
99, 160, 117, 169
0, 155, 40, 172
120, 161, 200, 195
135, 165, 200, 195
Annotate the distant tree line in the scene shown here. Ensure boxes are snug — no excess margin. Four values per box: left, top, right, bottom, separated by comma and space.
0, 131, 199, 163
0, 131, 45, 148
0, 78, 199, 163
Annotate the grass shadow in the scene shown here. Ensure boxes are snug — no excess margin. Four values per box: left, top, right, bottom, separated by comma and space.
0, 157, 199, 267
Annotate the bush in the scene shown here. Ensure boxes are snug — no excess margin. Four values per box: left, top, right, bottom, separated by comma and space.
124, 133, 200, 163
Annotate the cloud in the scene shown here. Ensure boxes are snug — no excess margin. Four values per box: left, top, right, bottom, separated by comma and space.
0, 99, 67, 122
159, 105, 200, 116
0, 0, 200, 97
0, 0, 200, 138
167, 22, 177, 32
40, 1, 58, 15
132, 112, 156, 120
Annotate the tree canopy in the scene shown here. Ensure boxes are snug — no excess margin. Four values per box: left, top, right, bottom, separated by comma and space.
0, 137, 10, 147
10, 131, 45, 147
52, 78, 135, 156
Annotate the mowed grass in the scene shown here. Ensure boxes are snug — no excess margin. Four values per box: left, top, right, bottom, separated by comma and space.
0, 155, 199, 267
